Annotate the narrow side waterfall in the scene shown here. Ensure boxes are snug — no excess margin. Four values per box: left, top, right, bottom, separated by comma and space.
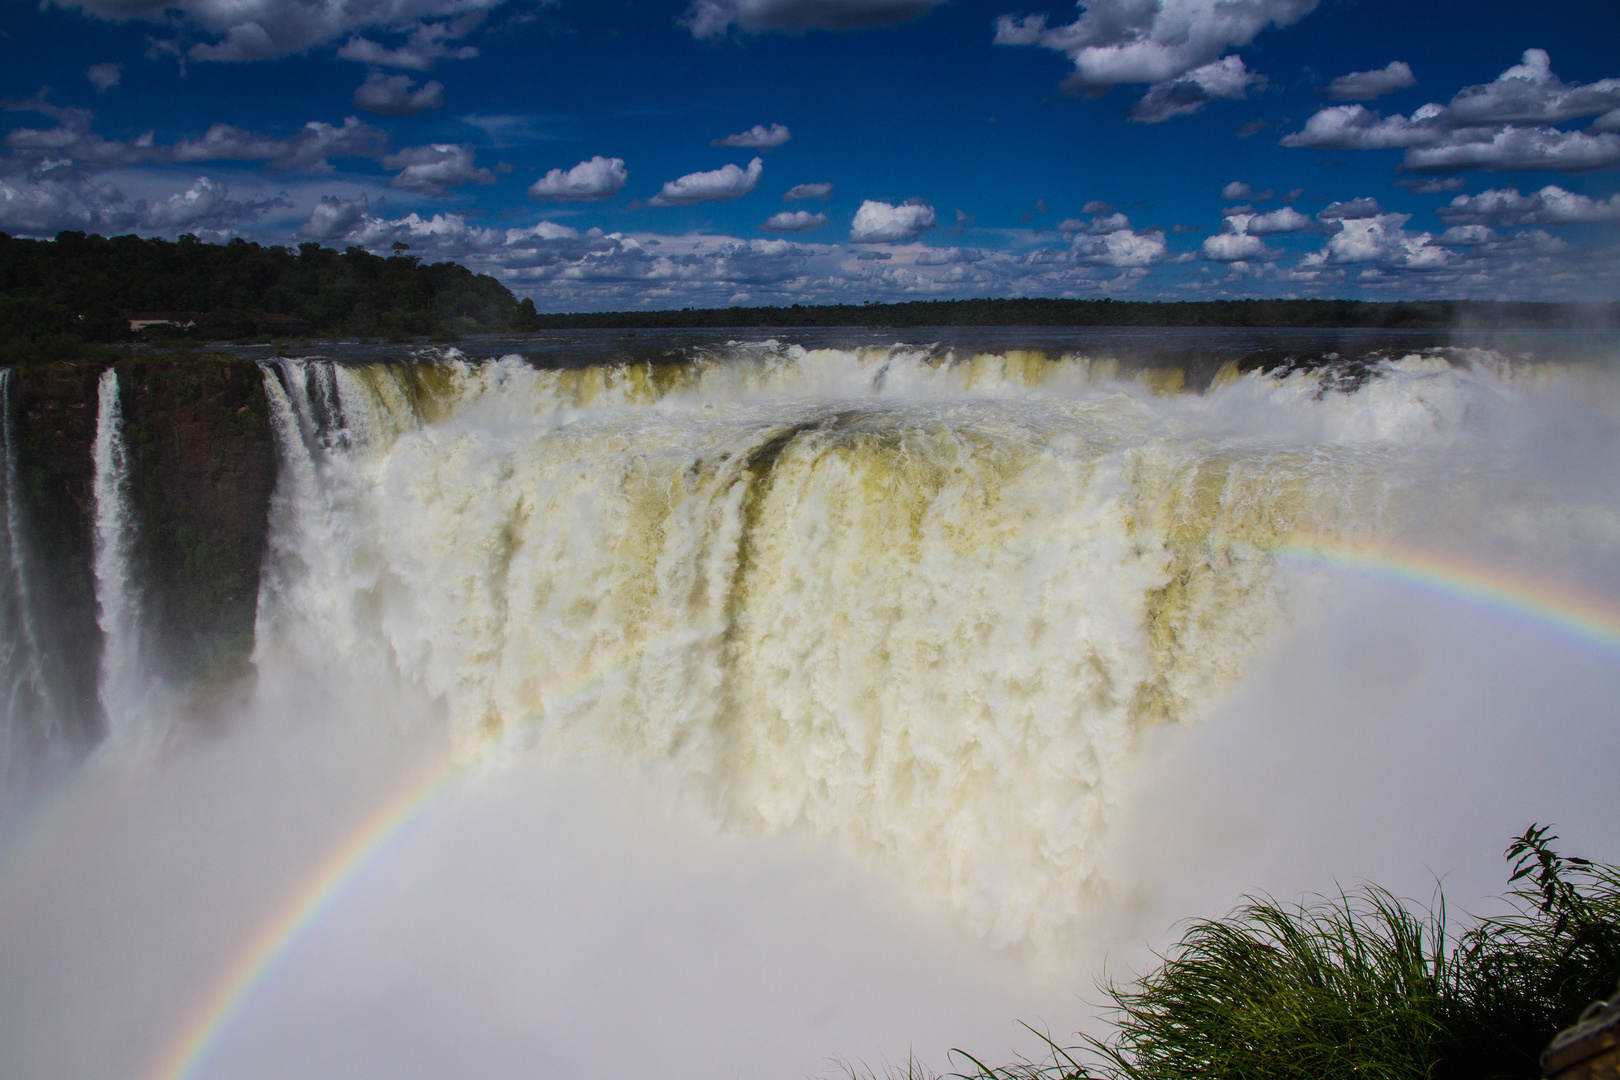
92, 368, 146, 740
247, 346, 1499, 949
0, 369, 55, 785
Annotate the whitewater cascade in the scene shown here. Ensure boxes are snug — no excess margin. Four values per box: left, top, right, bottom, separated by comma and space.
246, 343, 1517, 948
0, 370, 54, 786
92, 368, 146, 740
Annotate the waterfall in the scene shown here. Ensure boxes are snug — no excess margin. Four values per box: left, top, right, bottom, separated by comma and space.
244, 347, 1480, 949
91, 368, 147, 740
0, 369, 55, 786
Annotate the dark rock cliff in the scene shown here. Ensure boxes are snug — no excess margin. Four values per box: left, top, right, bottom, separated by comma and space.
11, 354, 277, 732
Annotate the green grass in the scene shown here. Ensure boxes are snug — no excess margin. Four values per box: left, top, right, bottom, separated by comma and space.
850, 826, 1620, 1080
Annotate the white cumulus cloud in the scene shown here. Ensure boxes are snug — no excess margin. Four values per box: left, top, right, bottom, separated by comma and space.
1201, 232, 1272, 261
528, 156, 628, 202
1070, 226, 1167, 267
760, 210, 827, 231
647, 157, 763, 207
383, 143, 495, 194
1282, 51, 1620, 173
1227, 206, 1314, 235
712, 123, 791, 149
1130, 55, 1263, 123
682, 0, 946, 39
1403, 126, 1620, 174
1324, 61, 1416, 101
353, 72, 444, 115
141, 175, 287, 230
849, 199, 936, 242
994, 0, 1317, 118
1436, 185, 1620, 227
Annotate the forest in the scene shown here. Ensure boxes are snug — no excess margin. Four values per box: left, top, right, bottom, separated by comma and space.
0, 230, 539, 364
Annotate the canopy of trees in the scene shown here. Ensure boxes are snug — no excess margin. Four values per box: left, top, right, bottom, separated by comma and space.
0, 230, 540, 363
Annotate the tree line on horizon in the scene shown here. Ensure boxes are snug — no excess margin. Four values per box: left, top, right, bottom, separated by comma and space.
1, 230, 1615, 367
536, 296, 1620, 331
0, 229, 541, 364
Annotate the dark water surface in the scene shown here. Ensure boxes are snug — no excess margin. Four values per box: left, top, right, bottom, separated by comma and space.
216, 325, 1620, 386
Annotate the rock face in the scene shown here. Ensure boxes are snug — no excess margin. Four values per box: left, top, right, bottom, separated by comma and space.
12, 362, 103, 743
115, 356, 276, 686
11, 354, 277, 735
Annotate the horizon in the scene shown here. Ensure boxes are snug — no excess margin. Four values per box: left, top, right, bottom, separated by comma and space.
2, 1, 1618, 310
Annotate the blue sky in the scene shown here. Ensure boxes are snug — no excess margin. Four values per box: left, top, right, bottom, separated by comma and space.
3, 0, 1619, 310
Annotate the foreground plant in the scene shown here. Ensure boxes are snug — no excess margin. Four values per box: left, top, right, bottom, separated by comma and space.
895, 826, 1620, 1080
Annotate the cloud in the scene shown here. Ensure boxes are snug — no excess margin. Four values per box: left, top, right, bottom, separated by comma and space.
993, 0, 1317, 116
647, 157, 763, 206
0, 164, 140, 234
760, 209, 827, 232
1324, 61, 1415, 101
1443, 49, 1620, 127
1225, 206, 1314, 235
1436, 185, 1620, 227
711, 123, 791, 149
3, 102, 158, 166
1221, 181, 1274, 201
1437, 225, 1495, 246
300, 194, 372, 240
173, 116, 386, 173
913, 247, 984, 266
1402, 127, 1620, 174
849, 199, 935, 242
140, 174, 288, 230
1393, 176, 1466, 193
1070, 226, 1167, 267
528, 156, 628, 202
335, 18, 484, 70
1201, 232, 1272, 261
1282, 51, 1620, 173
53, 0, 503, 63
783, 182, 833, 201
1235, 118, 1270, 138
1081, 199, 1114, 214
1058, 211, 1131, 234
681, 0, 946, 39
383, 143, 495, 195
1130, 55, 1263, 123
1308, 211, 1450, 268
86, 63, 123, 91
1317, 197, 1383, 220
0, 162, 283, 238
353, 72, 444, 115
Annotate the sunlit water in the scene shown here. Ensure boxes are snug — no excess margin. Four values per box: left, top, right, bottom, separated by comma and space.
1, 329, 1618, 1080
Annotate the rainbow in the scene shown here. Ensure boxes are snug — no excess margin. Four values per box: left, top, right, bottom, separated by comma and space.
137, 631, 683, 1080
141, 758, 459, 1080
1277, 533, 1620, 654
134, 543, 1620, 1080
